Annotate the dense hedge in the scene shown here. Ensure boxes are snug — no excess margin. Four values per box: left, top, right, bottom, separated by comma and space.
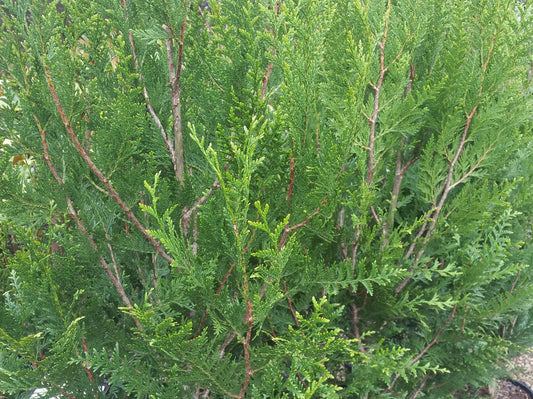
1, 0, 532, 397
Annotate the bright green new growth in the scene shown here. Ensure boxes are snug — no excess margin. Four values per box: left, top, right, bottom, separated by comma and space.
1, 0, 532, 397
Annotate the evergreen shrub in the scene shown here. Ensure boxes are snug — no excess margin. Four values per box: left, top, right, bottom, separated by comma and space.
1, 0, 532, 397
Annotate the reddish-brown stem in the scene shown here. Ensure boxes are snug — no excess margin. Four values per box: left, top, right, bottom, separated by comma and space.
396, 105, 478, 293
286, 153, 295, 206
509, 270, 521, 296
195, 262, 236, 337
33, 115, 63, 184
411, 304, 456, 365
502, 270, 521, 339
43, 67, 174, 265
261, 57, 276, 101
182, 179, 221, 235
387, 304, 456, 393
218, 331, 237, 360
194, 241, 246, 336
218, 263, 237, 296
237, 272, 255, 398
284, 281, 299, 327
277, 199, 325, 252
260, 2, 280, 101
350, 303, 362, 340
144, 86, 181, 180
397, 26, 500, 293
404, 63, 416, 98
121, 0, 180, 182
410, 374, 429, 399
365, 0, 391, 186
81, 337, 94, 383
382, 139, 420, 247
35, 111, 142, 328
448, 142, 493, 191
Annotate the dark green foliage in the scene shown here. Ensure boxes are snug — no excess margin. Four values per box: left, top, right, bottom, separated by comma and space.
1, 0, 532, 397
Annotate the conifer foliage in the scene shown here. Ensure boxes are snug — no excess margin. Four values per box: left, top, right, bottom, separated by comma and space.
1, 0, 532, 397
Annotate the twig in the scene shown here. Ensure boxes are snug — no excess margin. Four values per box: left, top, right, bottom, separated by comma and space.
194, 262, 236, 337
260, 2, 280, 101
411, 304, 456, 365
396, 106, 478, 293
404, 63, 416, 98
163, 18, 186, 184
238, 273, 256, 398
502, 270, 521, 339
286, 153, 295, 206
218, 331, 237, 360
43, 66, 174, 265
33, 115, 63, 184
35, 111, 142, 328
277, 200, 325, 251
143, 86, 181, 181
284, 281, 299, 327
382, 139, 420, 247
365, 0, 392, 186
80, 337, 95, 384
396, 26, 499, 293
448, 142, 493, 190
387, 304, 456, 393
121, 0, 181, 182
107, 243, 121, 282
182, 179, 221, 235
409, 374, 429, 399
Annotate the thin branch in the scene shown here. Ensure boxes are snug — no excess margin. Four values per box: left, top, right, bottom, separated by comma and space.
181, 179, 221, 235
448, 142, 493, 190
365, 0, 391, 186
403, 63, 416, 98
396, 106, 478, 293
382, 139, 420, 247
350, 228, 360, 272
218, 331, 237, 360
286, 153, 295, 206
284, 281, 299, 327
43, 66, 174, 265
387, 304, 456, 393
34, 117, 142, 329
194, 261, 236, 337
143, 86, 181, 180
107, 243, 121, 282
350, 303, 363, 342
397, 27, 499, 292
409, 374, 429, 399
502, 270, 521, 339
261, 56, 276, 101
238, 273, 256, 398
260, 2, 280, 101
163, 19, 186, 184
181, 179, 221, 255
80, 337, 95, 384
370, 205, 381, 224
277, 199, 325, 252
33, 115, 63, 184
410, 304, 456, 365
121, 0, 181, 182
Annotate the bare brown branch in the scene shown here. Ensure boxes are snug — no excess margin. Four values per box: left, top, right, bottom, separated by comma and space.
163, 20, 186, 184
